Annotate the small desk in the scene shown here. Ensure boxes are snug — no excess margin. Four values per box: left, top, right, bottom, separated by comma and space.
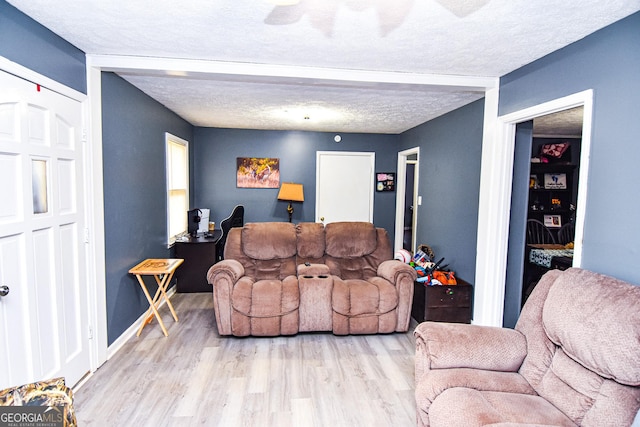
174, 231, 221, 293
129, 258, 184, 337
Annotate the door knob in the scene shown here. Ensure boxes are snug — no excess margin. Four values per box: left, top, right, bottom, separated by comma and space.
0, 285, 9, 297
320, 217, 324, 222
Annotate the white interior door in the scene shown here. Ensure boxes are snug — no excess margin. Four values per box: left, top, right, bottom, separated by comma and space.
316, 151, 374, 224
0, 69, 89, 389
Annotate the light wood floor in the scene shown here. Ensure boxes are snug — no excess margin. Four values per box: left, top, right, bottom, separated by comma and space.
74, 293, 418, 426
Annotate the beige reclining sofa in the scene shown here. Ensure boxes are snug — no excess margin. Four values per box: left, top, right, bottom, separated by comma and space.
206, 221, 417, 337
414, 267, 640, 426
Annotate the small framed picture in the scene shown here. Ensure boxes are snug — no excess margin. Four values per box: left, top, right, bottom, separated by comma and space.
544, 214, 562, 228
376, 172, 395, 192
544, 173, 567, 189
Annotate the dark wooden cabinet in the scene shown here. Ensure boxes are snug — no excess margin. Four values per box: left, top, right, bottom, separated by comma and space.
174, 232, 221, 293
412, 279, 473, 323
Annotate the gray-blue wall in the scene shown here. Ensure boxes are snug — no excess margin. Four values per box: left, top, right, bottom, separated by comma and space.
399, 99, 485, 283
193, 128, 400, 238
500, 11, 640, 285
0, 0, 86, 93
102, 72, 194, 344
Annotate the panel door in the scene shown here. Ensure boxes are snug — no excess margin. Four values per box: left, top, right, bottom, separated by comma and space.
316, 151, 374, 224
0, 69, 89, 389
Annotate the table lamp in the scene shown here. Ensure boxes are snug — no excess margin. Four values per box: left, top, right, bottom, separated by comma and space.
277, 182, 304, 222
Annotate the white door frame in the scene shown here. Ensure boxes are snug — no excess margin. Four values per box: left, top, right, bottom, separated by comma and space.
0, 56, 107, 376
394, 147, 420, 253
475, 89, 593, 326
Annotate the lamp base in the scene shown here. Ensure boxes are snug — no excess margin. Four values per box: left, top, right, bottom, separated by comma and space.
287, 202, 294, 223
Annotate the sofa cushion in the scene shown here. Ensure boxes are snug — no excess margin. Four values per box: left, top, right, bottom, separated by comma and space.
232, 276, 299, 318
296, 222, 325, 259
542, 268, 640, 386
332, 277, 397, 316
242, 222, 297, 260
325, 222, 377, 257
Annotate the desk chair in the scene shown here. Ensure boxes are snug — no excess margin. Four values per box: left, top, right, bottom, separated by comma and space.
216, 205, 244, 262
526, 219, 556, 244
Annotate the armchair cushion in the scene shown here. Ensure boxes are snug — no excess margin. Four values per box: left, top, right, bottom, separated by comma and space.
429, 388, 576, 427
542, 268, 640, 386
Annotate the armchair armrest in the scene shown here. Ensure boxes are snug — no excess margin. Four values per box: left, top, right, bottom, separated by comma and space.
415, 322, 527, 379
207, 259, 245, 335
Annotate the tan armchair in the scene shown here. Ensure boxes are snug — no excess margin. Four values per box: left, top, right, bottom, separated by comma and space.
415, 268, 640, 427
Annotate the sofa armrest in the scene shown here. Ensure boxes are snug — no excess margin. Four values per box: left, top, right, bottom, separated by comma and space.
377, 260, 417, 332
378, 259, 417, 284
415, 322, 527, 379
207, 260, 245, 335
207, 259, 244, 285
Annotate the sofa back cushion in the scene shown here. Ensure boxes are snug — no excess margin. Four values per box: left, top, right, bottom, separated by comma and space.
242, 222, 297, 260
324, 222, 392, 280
224, 222, 297, 280
296, 222, 325, 264
325, 222, 377, 258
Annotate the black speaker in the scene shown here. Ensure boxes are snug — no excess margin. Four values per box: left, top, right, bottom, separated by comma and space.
188, 208, 202, 237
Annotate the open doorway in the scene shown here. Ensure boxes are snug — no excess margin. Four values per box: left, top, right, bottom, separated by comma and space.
394, 147, 420, 253
502, 100, 590, 328
521, 107, 583, 303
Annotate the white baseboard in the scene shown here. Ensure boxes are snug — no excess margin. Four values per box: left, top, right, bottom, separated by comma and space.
107, 285, 177, 360
74, 286, 176, 393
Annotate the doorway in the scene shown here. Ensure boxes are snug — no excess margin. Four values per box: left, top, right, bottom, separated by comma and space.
394, 147, 420, 253
502, 100, 590, 328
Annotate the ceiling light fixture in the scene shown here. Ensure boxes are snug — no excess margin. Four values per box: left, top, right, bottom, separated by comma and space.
266, 0, 300, 6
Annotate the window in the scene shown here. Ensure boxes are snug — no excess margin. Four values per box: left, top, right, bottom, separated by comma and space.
166, 133, 189, 246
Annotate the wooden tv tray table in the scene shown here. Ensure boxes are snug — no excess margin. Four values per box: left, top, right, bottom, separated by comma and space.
129, 258, 184, 337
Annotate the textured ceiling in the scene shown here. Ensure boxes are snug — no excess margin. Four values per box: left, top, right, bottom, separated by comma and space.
8, 0, 640, 134
533, 107, 584, 138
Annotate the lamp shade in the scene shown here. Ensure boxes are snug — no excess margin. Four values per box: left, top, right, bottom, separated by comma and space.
277, 183, 304, 202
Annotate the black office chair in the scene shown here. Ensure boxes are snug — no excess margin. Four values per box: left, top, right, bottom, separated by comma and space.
526, 219, 556, 244
216, 205, 244, 262
557, 222, 575, 245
